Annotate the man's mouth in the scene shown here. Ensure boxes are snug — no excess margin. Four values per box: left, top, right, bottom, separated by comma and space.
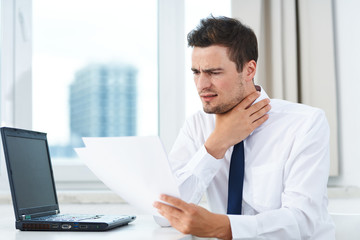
200, 93, 218, 102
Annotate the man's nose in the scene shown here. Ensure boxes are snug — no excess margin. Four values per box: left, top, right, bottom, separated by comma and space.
196, 73, 212, 91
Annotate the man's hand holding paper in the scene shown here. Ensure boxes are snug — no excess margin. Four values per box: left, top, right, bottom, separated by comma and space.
74, 136, 180, 226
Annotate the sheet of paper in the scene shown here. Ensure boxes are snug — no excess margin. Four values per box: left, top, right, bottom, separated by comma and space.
74, 136, 180, 221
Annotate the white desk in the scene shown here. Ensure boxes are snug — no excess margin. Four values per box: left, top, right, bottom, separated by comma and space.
3, 200, 360, 239
328, 198, 360, 239
0, 204, 214, 240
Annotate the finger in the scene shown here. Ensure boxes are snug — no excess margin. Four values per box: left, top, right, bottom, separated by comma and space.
163, 216, 183, 232
153, 201, 183, 219
158, 209, 181, 223
247, 98, 270, 114
160, 194, 189, 211
238, 91, 261, 109
251, 114, 269, 128
250, 104, 271, 121
157, 207, 181, 227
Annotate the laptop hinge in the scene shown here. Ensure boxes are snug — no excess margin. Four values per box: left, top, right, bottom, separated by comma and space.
21, 210, 59, 220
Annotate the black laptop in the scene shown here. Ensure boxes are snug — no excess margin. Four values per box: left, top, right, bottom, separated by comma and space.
0, 127, 136, 231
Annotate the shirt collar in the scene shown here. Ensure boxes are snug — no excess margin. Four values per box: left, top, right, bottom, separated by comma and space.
252, 85, 270, 105
249, 85, 270, 136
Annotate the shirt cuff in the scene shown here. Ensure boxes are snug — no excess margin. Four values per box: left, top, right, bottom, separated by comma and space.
228, 215, 258, 239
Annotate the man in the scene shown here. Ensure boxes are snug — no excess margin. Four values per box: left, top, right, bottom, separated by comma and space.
153, 16, 335, 239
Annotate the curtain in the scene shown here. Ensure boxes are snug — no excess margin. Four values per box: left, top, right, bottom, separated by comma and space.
232, 0, 339, 176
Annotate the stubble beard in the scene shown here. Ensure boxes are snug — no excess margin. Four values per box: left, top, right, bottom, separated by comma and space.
201, 76, 245, 114
202, 96, 242, 114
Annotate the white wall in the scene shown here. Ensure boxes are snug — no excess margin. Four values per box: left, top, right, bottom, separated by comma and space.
328, 0, 360, 188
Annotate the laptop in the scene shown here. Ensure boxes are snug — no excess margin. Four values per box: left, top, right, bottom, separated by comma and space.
0, 127, 136, 231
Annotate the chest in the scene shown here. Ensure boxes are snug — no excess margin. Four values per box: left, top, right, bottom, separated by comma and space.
221, 122, 299, 212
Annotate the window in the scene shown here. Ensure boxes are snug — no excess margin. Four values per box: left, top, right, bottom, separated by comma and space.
32, 0, 158, 163
1, 0, 185, 188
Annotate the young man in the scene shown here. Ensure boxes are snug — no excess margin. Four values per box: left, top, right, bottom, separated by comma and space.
153, 16, 335, 239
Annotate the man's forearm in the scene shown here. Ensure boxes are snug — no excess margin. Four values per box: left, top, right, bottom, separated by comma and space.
204, 132, 229, 159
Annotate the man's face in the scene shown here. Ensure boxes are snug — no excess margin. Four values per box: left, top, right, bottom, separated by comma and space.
191, 45, 246, 114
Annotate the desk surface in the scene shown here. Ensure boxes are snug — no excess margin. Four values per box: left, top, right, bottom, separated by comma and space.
0, 204, 212, 240
3, 200, 360, 240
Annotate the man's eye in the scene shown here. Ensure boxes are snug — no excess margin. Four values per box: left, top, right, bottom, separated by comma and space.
192, 71, 200, 75
211, 72, 221, 75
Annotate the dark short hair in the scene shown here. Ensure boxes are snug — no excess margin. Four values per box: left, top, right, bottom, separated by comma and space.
187, 15, 258, 72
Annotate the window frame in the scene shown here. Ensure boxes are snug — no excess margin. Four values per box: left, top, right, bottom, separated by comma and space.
0, 0, 185, 189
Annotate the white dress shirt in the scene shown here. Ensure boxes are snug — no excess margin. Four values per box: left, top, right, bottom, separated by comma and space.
169, 88, 335, 239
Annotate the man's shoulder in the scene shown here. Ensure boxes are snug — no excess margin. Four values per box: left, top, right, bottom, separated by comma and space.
270, 99, 325, 118
267, 99, 328, 133
254, 99, 329, 145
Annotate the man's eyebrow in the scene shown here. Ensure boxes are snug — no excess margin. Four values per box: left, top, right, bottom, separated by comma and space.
203, 68, 223, 73
191, 67, 224, 72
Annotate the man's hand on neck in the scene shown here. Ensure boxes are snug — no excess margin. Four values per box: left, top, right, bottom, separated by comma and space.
204, 91, 271, 159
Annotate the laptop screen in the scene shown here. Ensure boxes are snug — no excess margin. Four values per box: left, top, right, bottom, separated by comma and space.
1, 127, 59, 219
6, 136, 57, 209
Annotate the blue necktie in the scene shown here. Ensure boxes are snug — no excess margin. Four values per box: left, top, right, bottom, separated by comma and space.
227, 141, 245, 214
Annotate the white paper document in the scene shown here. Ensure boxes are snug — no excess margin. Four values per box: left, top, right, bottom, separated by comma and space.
74, 136, 180, 223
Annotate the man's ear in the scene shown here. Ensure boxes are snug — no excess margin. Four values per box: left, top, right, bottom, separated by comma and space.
244, 60, 257, 82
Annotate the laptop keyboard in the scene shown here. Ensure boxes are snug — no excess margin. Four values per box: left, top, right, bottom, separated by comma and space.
35, 214, 103, 222
34, 214, 129, 222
